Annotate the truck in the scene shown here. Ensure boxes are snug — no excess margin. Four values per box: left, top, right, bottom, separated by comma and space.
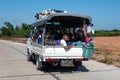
26, 9, 95, 70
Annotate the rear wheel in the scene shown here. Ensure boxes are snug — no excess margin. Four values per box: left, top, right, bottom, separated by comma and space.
36, 56, 47, 70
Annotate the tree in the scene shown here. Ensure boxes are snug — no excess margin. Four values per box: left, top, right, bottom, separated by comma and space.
13, 23, 32, 37
1, 22, 31, 37
3, 22, 14, 36
1, 26, 7, 36
20, 23, 31, 37
4, 22, 14, 30
21, 23, 28, 30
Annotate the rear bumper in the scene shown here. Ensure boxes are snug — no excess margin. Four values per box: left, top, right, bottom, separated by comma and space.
44, 56, 83, 59
43, 56, 88, 62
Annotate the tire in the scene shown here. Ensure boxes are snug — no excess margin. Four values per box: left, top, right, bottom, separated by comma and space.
74, 61, 82, 69
27, 49, 32, 62
36, 56, 46, 70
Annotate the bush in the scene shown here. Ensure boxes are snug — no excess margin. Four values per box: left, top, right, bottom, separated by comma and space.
94, 29, 120, 37
99, 55, 112, 64
1, 22, 31, 37
0, 34, 2, 37
1, 22, 120, 37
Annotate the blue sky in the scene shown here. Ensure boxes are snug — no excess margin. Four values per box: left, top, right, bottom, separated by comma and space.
0, 0, 120, 30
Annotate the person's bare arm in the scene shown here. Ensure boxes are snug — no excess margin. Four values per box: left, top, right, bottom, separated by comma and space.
83, 24, 87, 38
64, 44, 75, 49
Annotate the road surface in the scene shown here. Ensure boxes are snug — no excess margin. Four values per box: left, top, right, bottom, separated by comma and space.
0, 40, 120, 80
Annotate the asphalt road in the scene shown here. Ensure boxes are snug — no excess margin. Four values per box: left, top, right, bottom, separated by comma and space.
0, 40, 120, 80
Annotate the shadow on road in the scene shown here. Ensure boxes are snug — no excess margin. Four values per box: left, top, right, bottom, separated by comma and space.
41, 65, 90, 80
31, 61, 89, 73
43, 65, 89, 74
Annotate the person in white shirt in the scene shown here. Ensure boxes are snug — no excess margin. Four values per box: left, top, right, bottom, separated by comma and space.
87, 25, 94, 35
61, 39, 67, 46
61, 35, 74, 49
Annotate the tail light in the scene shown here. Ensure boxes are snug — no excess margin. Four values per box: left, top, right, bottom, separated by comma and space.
45, 59, 58, 62
76, 58, 88, 61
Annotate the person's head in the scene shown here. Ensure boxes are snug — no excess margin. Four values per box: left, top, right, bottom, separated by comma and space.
38, 34, 42, 38
45, 34, 51, 39
63, 35, 69, 41
79, 27, 83, 30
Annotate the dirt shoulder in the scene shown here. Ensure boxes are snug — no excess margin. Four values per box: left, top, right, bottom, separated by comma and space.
93, 36, 120, 67
94, 36, 120, 54
0, 36, 120, 67
0, 37, 27, 44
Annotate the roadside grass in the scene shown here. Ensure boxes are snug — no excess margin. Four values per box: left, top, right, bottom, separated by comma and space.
93, 48, 120, 67
0, 37, 27, 44
99, 55, 113, 65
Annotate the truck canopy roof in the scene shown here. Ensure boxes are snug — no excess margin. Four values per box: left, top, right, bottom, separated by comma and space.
33, 13, 92, 27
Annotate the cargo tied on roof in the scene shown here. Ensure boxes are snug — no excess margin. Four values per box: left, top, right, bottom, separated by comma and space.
35, 9, 68, 19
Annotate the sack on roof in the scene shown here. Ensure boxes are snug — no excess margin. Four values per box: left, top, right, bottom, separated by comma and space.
35, 9, 67, 19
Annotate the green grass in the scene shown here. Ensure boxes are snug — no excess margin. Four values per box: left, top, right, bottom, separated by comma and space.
99, 55, 113, 65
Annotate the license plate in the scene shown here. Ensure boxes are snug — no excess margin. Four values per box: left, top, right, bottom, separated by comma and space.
61, 59, 73, 65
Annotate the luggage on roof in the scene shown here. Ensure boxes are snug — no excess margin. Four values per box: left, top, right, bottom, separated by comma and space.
35, 9, 67, 19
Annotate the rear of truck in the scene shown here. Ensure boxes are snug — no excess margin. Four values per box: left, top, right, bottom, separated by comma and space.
27, 9, 96, 70
43, 42, 96, 67
42, 45, 87, 67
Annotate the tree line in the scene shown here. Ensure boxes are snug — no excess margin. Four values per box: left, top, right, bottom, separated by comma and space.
94, 29, 120, 37
0, 22, 31, 37
0, 22, 120, 37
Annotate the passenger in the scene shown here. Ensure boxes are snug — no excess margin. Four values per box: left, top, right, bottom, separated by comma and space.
61, 34, 75, 49
85, 36, 91, 43
83, 23, 87, 38
87, 24, 94, 36
73, 40, 83, 47
38, 30, 43, 44
85, 33, 94, 46
76, 27, 85, 42
83, 23, 94, 37
38, 34, 42, 44
85, 24, 94, 46
45, 33, 53, 45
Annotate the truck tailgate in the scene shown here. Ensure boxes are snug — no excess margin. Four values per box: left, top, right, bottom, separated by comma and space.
44, 46, 83, 58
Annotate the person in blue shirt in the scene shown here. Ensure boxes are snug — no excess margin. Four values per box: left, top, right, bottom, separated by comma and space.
38, 34, 42, 44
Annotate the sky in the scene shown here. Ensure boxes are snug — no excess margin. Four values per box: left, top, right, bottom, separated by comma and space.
0, 0, 120, 30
